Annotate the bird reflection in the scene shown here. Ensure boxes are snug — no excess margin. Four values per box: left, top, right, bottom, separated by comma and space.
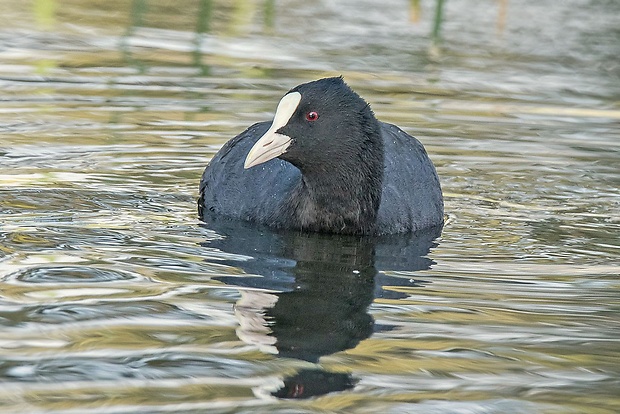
200, 214, 440, 399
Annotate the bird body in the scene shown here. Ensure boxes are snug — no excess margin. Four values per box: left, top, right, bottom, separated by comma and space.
199, 78, 443, 235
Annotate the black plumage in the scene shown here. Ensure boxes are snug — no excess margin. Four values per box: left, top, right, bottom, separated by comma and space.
199, 77, 443, 235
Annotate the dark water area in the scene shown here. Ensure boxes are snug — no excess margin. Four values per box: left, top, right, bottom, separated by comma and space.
1, 0, 619, 412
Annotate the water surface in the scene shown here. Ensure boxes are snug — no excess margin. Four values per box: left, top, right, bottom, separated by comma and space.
1, 0, 619, 413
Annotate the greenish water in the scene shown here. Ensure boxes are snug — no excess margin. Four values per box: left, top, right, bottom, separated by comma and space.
1, 0, 619, 413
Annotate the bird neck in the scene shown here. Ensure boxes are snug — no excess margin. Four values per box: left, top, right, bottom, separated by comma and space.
287, 133, 384, 235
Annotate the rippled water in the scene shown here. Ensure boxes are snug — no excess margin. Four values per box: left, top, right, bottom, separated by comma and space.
1, 0, 619, 413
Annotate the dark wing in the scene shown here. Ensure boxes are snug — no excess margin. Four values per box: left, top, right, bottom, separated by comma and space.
377, 122, 444, 234
199, 121, 300, 225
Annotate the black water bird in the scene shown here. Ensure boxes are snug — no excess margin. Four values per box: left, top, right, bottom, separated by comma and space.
199, 77, 443, 235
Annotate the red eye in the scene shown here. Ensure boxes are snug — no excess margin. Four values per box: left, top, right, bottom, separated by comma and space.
305, 111, 319, 121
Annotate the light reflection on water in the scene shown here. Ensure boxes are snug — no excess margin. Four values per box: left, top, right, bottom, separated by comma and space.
1, 0, 619, 412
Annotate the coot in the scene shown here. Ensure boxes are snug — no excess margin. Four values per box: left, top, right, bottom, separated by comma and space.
199, 77, 443, 235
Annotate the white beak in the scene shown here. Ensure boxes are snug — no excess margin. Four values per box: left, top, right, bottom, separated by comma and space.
244, 91, 302, 169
